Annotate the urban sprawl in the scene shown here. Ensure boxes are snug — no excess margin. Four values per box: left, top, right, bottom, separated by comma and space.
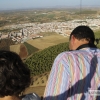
0, 16, 100, 44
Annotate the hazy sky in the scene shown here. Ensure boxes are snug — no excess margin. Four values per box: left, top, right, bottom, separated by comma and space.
0, 0, 100, 10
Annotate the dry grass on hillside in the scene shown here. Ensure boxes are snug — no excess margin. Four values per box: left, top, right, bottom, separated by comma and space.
27, 34, 69, 50
10, 44, 21, 54
30, 72, 50, 87
23, 72, 50, 97
23, 86, 45, 97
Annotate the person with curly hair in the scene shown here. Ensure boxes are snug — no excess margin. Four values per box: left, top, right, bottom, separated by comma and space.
0, 50, 40, 100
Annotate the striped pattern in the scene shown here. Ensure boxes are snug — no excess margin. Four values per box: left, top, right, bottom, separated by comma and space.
43, 48, 100, 100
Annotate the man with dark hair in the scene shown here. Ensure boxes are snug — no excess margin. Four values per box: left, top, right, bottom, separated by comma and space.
0, 50, 40, 100
43, 25, 100, 100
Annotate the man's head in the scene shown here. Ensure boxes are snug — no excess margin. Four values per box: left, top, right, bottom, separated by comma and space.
69, 25, 95, 50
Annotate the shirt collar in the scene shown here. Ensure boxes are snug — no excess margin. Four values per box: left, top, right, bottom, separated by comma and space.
76, 43, 97, 50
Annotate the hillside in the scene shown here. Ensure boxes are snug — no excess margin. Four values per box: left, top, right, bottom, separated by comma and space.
23, 72, 50, 97
25, 42, 69, 75
26, 33, 69, 50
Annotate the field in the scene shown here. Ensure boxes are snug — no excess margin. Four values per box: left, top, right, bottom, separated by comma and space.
27, 33, 69, 50
10, 44, 21, 54
10, 44, 28, 59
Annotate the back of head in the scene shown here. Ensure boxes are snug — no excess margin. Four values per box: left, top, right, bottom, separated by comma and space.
0, 50, 31, 97
70, 25, 95, 44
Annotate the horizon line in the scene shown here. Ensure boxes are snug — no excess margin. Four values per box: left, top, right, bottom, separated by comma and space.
0, 5, 100, 12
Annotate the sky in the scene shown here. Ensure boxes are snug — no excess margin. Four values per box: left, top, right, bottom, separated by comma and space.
0, 0, 100, 10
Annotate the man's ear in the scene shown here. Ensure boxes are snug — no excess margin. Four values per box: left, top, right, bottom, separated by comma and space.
71, 35, 76, 43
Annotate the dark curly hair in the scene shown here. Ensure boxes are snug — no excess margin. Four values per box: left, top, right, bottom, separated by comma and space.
0, 50, 31, 97
70, 25, 95, 44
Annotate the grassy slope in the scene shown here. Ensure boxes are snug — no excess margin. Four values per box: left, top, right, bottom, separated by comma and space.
94, 30, 100, 48
26, 33, 69, 50
24, 42, 39, 55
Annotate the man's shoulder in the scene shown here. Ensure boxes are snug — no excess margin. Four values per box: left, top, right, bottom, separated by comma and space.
57, 48, 100, 57
58, 50, 82, 55
56, 50, 79, 59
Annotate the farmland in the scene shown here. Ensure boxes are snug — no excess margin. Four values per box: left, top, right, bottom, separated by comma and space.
26, 33, 69, 50
0, 8, 100, 97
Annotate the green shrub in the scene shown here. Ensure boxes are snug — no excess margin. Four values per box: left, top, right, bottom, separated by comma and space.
25, 42, 69, 75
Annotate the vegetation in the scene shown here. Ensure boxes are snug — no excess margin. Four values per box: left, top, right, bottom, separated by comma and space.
76, 10, 97, 14
95, 30, 100, 48
25, 42, 69, 75
24, 42, 39, 55
94, 30, 100, 39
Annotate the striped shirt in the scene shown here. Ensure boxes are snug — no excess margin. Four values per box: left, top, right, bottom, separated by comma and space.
43, 47, 100, 100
